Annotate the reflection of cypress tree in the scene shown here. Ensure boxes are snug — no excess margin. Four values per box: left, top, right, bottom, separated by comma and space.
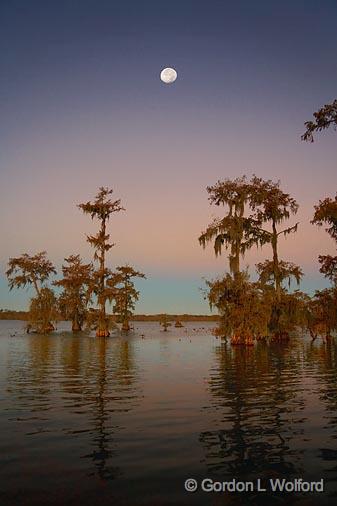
87, 339, 117, 480
61, 337, 81, 377
116, 339, 135, 388
305, 340, 337, 419
200, 342, 304, 480
305, 339, 337, 493
25, 335, 57, 404
6, 335, 58, 420
82, 338, 140, 480
7, 334, 142, 483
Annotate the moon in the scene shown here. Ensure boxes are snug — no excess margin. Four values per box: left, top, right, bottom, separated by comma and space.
160, 67, 177, 84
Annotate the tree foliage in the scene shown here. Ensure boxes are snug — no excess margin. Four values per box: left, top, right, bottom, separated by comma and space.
199, 177, 267, 277
302, 104, 337, 337
206, 271, 272, 345
318, 255, 337, 287
302, 99, 337, 142
6, 252, 57, 333
6, 251, 56, 295
250, 176, 299, 301
28, 287, 58, 334
109, 265, 146, 331
256, 260, 303, 290
54, 255, 93, 331
307, 193, 337, 338
160, 314, 171, 331
304, 289, 337, 340
312, 194, 337, 242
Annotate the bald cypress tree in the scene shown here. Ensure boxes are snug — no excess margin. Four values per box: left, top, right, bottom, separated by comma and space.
199, 177, 267, 278
7, 251, 56, 296
54, 255, 93, 332
6, 251, 57, 333
78, 187, 125, 337
302, 99, 337, 338
250, 177, 300, 301
309, 193, 337, 338
109, 265, 146, 332
199, 177, 270, 345
251, 177, 302, 340
312, 193, 337, 284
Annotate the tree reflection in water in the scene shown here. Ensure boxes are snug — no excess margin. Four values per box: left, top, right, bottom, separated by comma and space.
305, 339, 337, 497
65, 336, 141, 481
6, 333, 142, 486
4, 329, 337, 505
200, 341, 306, 486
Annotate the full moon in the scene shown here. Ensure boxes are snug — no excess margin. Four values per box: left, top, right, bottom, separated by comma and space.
160, 67, 177, 84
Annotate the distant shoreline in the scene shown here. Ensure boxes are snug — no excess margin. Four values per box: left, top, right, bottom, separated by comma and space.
0, 310, 219, 322
133, 314, 219, 321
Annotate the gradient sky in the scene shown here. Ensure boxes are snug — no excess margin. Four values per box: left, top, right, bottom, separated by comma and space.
1, 0, 336, 313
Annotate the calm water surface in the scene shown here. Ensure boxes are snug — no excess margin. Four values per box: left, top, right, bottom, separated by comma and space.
1, 321, 337, 506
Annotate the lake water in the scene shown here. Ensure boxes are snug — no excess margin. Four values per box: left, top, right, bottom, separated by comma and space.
1, 320, 337, 506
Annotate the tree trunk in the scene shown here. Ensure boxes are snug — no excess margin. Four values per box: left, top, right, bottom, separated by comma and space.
122, 280, 129, 331
230, 241, 240, 279
42, 322, 55, 333
270, 221, 282, 339
97, 217, 109, 337
72, 313, 82, 332
32, 277, 41, 297
122, 320, 130, 332
272, 222, 281, 302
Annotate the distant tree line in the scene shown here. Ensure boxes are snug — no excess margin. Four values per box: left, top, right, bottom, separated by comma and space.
0, 309, 27, 320
6, 187, 146, 336
0, 310, 219, 322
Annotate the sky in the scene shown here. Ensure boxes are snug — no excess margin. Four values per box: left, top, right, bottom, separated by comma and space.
0, 0, 336, 313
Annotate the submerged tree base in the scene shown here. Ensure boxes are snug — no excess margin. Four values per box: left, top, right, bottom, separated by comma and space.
271, 332, 290, 343
26, 322, 55, 334
96, 329, 110, 337
212, 326, 225, 338
231, 335, 254, 346
121, 321, 130, 332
